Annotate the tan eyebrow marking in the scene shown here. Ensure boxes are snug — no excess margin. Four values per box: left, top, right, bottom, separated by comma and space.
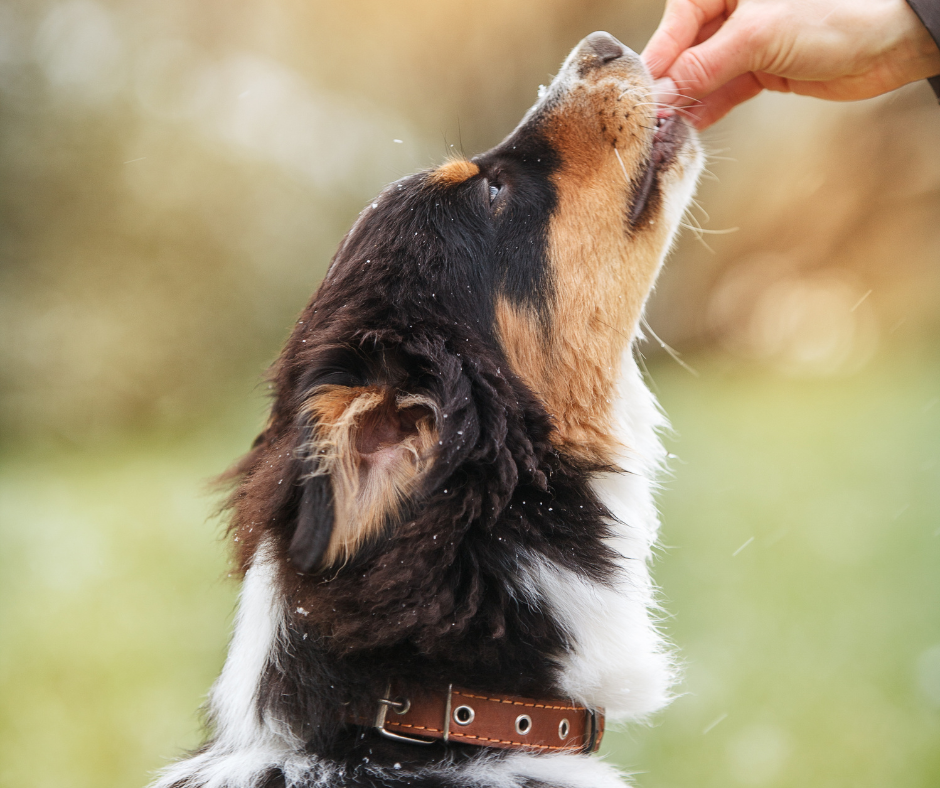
428, 158, 480, 185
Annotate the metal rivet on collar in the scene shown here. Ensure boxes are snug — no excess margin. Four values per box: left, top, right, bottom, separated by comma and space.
515, 714, 532, 735
558, 718, 570, 739
453, 705, 475, 725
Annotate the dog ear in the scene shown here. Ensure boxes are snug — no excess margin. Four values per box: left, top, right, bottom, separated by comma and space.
288, 385, 440, 572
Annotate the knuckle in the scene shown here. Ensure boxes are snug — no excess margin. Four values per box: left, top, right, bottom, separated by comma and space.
735, 13, 771, 53
733, 4, 790, 59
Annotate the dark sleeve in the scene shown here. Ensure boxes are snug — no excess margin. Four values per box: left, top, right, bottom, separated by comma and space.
906, 0, 940, 101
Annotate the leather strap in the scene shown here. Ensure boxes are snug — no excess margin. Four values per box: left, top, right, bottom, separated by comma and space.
349, 684, 604, 754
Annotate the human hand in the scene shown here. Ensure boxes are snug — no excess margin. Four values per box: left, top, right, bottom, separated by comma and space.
642, 0, 940, 128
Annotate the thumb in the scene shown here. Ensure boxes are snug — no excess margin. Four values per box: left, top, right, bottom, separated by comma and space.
665, 17, 763, 101
643, 0, 731, 78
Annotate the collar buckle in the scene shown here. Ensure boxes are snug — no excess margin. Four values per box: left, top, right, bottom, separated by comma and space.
374, 682, 435, 745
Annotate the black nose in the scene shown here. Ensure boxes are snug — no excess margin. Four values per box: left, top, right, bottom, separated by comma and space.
585, 31, 627, 64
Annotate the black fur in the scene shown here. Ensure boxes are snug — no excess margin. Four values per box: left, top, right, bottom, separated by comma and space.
289, 472, 335, 573
219, 114, 620, 765
153, 31, 704, 788
246, 327, 618, 760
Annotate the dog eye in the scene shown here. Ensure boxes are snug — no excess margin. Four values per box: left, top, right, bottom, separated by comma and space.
482, 176, 505, 209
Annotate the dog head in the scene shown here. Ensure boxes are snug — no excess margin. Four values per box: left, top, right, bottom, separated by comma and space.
225, 33, 702, 665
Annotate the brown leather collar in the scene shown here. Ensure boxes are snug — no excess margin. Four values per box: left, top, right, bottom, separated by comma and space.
347, 683, 604, 754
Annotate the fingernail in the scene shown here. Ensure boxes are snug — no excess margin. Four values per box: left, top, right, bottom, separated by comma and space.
653, 77, 678, 105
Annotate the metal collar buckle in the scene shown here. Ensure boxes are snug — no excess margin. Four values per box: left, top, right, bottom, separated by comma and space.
374, 682, 436, 745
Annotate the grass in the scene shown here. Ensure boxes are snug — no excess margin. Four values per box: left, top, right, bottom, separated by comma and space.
1, 344, 938, 787
0, 412, 255, 788
602, 344, 940, 787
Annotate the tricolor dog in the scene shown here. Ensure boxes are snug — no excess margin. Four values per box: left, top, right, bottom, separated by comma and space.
153, 31, 703, 788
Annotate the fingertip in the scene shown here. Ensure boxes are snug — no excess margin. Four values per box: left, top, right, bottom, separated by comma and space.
642, 38, 676, 79
652, 77, 680, 105
666, 18, 761, 102
667, 48, 718, 101
642, 1, 711, 79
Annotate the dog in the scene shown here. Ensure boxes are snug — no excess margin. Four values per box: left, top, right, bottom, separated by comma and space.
152, 31, 703, 788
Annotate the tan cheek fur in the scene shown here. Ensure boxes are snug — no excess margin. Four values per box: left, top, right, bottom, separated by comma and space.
305, 386, 439, 566
497, 82, 684, 464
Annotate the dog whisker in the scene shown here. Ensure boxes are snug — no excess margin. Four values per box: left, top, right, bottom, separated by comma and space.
681, 222, 739, 235
640, 316, 700, 377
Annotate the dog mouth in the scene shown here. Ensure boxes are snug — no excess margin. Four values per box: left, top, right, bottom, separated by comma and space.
626, 110, 687, 227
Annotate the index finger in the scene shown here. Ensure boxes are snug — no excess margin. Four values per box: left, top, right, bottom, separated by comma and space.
642, 0, 729, 78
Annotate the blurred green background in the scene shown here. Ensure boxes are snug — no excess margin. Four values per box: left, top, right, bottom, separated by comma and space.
0, 1, 938, 786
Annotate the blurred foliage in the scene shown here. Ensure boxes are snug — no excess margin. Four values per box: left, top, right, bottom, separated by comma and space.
651, 88, 940, 370
604, 347, 940, 788
1, 1, 939, 787
2, 0, 937, 441
0, 0, 662, 441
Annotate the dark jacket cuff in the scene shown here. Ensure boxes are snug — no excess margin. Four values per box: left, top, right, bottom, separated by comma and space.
906, 0, 940, 101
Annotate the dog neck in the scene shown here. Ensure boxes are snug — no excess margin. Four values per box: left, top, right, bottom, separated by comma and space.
153, 356, 670, 788
220, 355, 667, 744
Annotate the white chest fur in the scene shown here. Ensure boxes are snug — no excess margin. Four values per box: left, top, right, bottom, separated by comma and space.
528, 353, 673, 722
